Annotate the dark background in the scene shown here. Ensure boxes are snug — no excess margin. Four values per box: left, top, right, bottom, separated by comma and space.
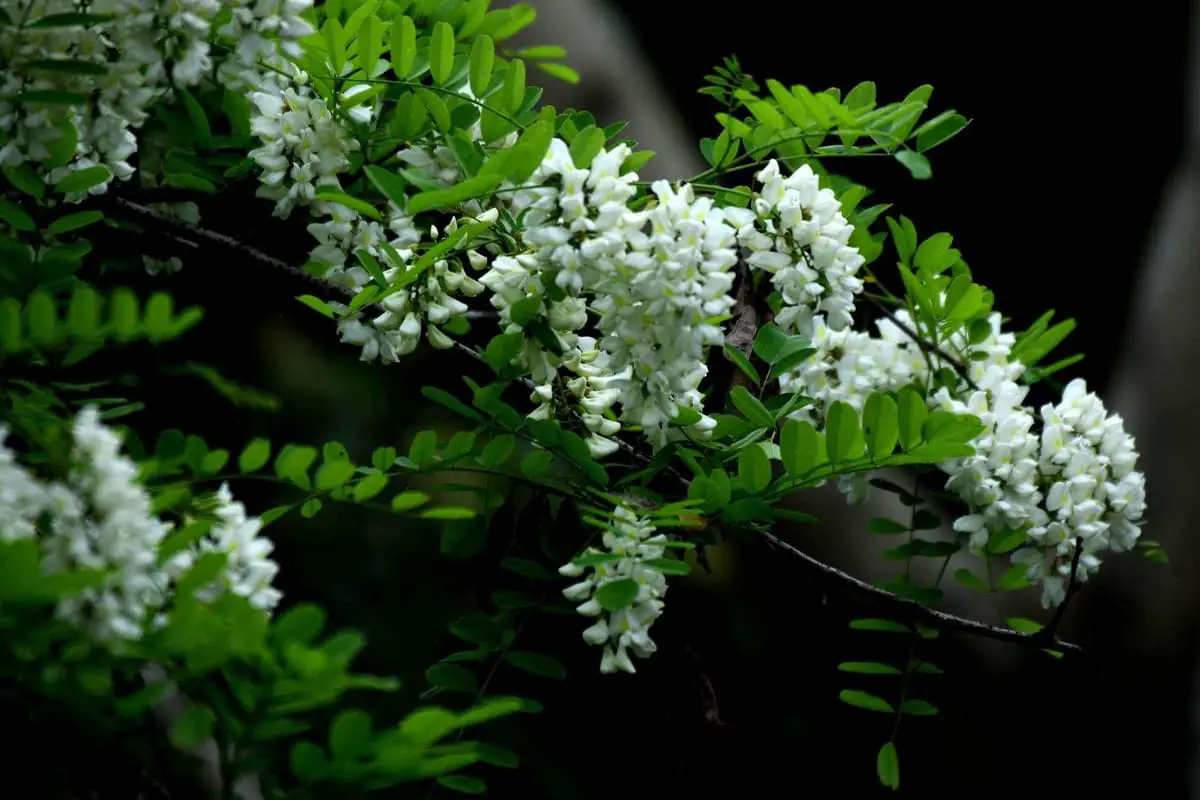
111, 3, 1198, 798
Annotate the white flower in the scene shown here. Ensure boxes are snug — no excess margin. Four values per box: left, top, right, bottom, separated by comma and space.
560, 504, 671, 674
195, 483, 282, 612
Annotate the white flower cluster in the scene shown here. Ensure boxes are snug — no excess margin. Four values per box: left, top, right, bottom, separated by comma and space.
0, 409, 281, 644
595, 180, 738, 447
788, 301, 1147, 608
0, 0, 313, 196
335, 213, 490, 361
248, 70, 361, 221
194, 483, 283, 612
558, 504, 669, 674
1014, 379, 1145, 605
730, 161, 866, 333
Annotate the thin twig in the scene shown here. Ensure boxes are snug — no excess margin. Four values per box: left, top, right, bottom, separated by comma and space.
861, 292, 979, 392
1044, 538, 1085, 637
757, 529, 1080, 653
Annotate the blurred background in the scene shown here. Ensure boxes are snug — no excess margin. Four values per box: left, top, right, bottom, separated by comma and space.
139, 1, 1200, 797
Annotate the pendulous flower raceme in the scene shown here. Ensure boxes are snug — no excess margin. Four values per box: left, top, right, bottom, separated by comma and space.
558, 503, 670, 674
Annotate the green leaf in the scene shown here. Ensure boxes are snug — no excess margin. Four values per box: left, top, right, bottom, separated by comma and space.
364, 165, 408, 208
178, 88, 211, 147
0, 200, 34, 231
730, 386, 775, 429
275, 445, 317, 483
780, 419, 822, 477
483, 332, 523, 371
469, 34, 494, 96
536, 61, 579, 84
315, 459, 356, 490
721, 497, 774, 523
356, 15, 382, 78
849, 619, 910, 634
437, 775, 486, 795
476, 435, 514, 469
877, 742, 900, 790
895, 149, 931, 180
3, 165, 44, 199
66, 286, 99, 337
839, 690, 893, 713
422, 386, 483, 422
901, 699, 938, 716
952, 568, 989, 592
825, 401, 864, 463
391, 15, 416, 77
863, 393, 899, 459
504, 650, 566, 679
290, 740, 327, 784
916, 112, 968, 152
737, 444, 771, 495
329, 709, 372, 761
429, 21, 455, 84
312, 190, 383, 220
986, 528, 1027, 555
407, 174, 502, 215
353, 472, 389, 502
449, 614, 501, 648
641, 557, 690, 576
1005, 617, 1043, 634
520, 449, 552, 480
476, 742, 519, 769
839, 662, 902, 675
595, 578, 639, 611
503, 57, 527, 113
391, 490, 431, 511
54, 165, 110, 194
426, 663, 479, 693
500, 556, 556, 581
46, 210, 103, 236
295, 295, 334, 319
569, 125, 606, 168
29, 12, 114, 27
421, 506, 478, 520
896, 388, 927, 451
26, 291, 56, 343
723, 344, 761, 386
868, 517, 909, 535
169, 706, 214, 749
236, 438, 271, 473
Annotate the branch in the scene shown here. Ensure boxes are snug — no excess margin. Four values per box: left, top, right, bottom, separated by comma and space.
1044, 538, 1085, 636
756, 529, 1081, 653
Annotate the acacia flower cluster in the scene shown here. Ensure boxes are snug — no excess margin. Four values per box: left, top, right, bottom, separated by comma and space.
0, 0, 312, 194
0, 409, 280, 644
558, 504, 669, 674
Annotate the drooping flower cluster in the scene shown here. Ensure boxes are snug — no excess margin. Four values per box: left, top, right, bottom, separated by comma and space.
44, 407, 180, 642
248, 69, 361, 221
730, 161, 866, 334
1014, 379, 1145, 605
194, 483, 283, 612
595, 180, 739, 447
0, 410, 281, 643
558, 504, 669, 674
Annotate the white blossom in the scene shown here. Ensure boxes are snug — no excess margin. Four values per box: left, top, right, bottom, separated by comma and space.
559, 504, 670, 674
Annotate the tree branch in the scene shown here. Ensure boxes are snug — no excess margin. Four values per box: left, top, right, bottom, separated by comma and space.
756, 529, 1081, 653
